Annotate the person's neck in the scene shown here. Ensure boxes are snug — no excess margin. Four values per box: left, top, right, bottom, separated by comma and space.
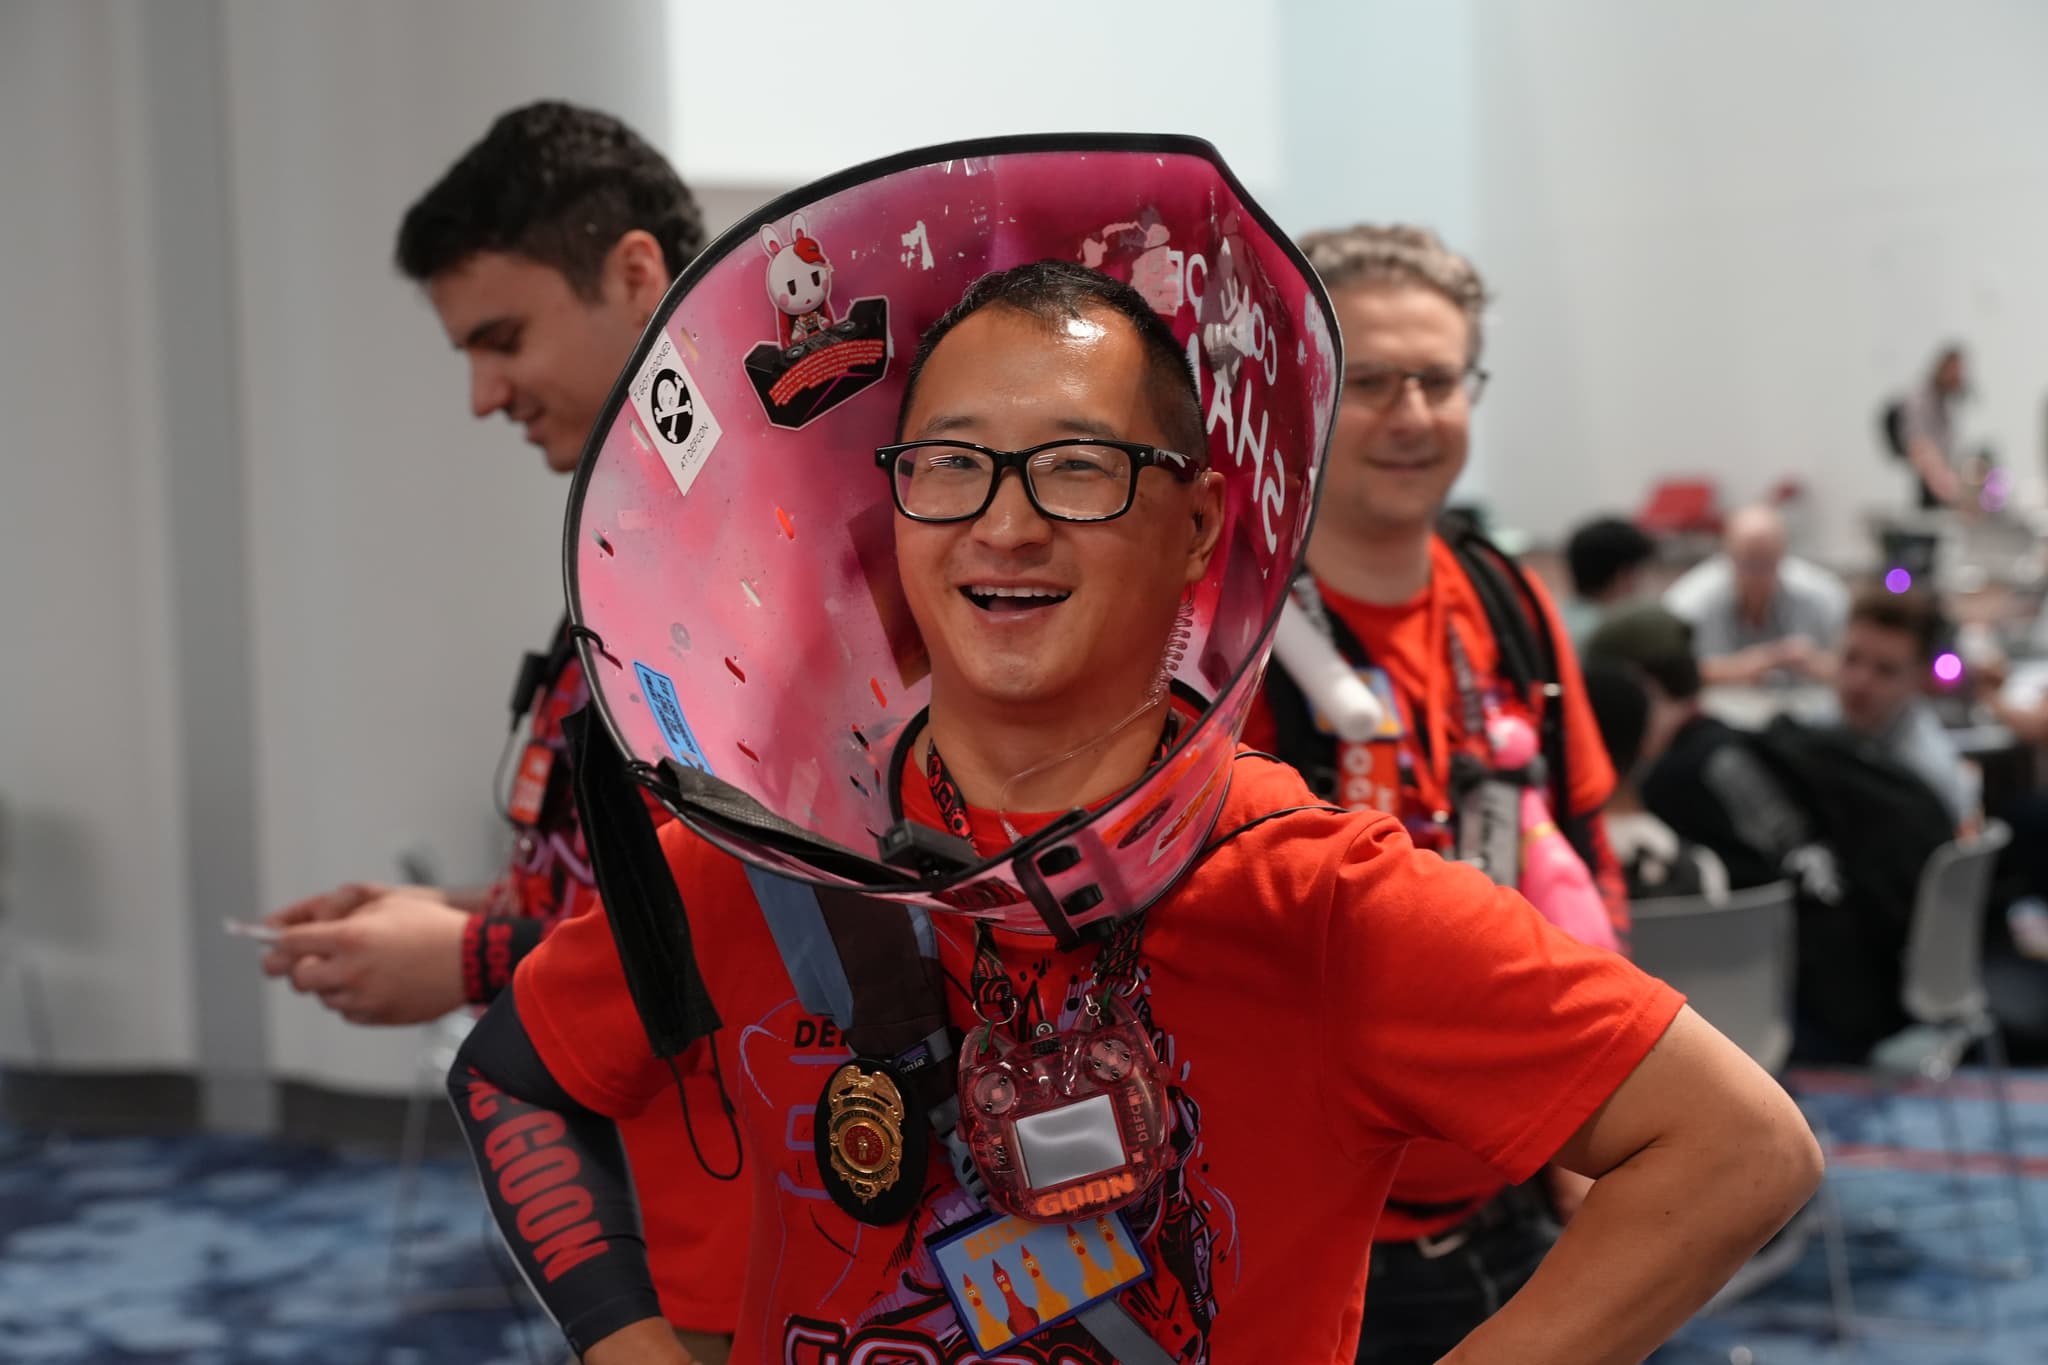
922, 690, 1169, 815
1305, 519, 1436, 604
1607, 782, 1647, 815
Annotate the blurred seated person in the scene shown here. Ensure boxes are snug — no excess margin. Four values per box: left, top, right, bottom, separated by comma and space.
1986, 668, 2048, 749
1663, 504, 1847, 686
1583, 606, 1806, 891
1952, 598, 2048, 744
1830, 585, 1974, 825
1583, 656, 1730, 904
1562, 515, 1658, 645
1587, 605, 1956, 1060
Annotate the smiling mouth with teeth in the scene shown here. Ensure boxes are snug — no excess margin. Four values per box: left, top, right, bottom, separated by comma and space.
962, 585, 1074, 612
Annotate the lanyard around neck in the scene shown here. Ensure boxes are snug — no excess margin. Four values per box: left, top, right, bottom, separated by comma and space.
920, 724, 1170, 1026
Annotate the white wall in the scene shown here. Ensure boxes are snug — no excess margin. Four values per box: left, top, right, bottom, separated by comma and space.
221, 0, 674, 1093
665, 0, 1285, 196
1470, 0, 2048, 559
1267, 0, 1490, 495
0, 1, 196, 1070
665, 0, 2048, 561
1, 0, 676, 1100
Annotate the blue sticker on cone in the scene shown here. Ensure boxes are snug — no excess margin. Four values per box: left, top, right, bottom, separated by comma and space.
634, 662, 712, 774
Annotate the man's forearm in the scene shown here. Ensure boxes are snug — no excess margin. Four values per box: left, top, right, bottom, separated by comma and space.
1440, 1126, 1818, 1364
1996, 696, 2048, 747
1697, 648, 1770, 686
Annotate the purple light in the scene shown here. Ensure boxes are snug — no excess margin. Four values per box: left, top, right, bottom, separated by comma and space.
1885, 567, 1913, 593
1934, 652, 1964, 684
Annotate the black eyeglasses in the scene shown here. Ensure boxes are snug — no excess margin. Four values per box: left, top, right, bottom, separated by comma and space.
875, 438, 1202, 524
1343, 364, 1489, 411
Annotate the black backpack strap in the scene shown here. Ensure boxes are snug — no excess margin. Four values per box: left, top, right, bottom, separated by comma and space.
563, 706, 722, 1058
1443, 528, 1592, 865
1447, 531, 1547, 695
1265, 574, 1394, 802
1881, 399, 1908, 459
508, 614, 577, 724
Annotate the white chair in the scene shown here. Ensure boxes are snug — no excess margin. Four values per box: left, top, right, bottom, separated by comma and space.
1631, 881, 1797, 1075
1862, 820, 2036, 1278
1628, 883, 1858, 1348
1797, 820, 2032, 1343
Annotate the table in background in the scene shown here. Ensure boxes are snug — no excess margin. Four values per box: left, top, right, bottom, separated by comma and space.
1698, 684, 1836, 731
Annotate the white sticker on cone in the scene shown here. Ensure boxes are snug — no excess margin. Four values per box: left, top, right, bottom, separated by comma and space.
629, 332, 722, 498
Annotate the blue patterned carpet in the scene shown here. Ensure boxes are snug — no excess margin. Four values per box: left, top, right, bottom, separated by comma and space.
1, 1070, 2044, 1363
1657, 1069, 2048, 1365
0, 1124, 540, 1364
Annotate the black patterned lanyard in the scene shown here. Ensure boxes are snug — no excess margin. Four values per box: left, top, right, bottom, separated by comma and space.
1294, 573, 1494, 814
1444, 619, 1490, 738
921, 722, 1172, 1036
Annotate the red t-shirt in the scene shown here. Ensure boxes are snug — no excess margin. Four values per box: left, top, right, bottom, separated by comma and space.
514, 748, 1681, 1363
478, 646, 747, 1332
1245, 537, 1616, 822
1245, 539, 1626, 1242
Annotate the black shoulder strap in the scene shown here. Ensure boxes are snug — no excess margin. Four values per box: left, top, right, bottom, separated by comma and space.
1446, 531, 1543, 695
1263, 575, 1392, 802
1442, 527, 1591, 859
563, 706, 722, 1058
508, 613, 577, 724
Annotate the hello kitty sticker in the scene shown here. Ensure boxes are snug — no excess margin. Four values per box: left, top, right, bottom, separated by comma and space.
743, 213, 892, 429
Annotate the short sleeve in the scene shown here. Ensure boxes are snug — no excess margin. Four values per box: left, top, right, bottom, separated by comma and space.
1322, 816, 1685, 1183
1900, 386, 1941, 449
514, 875, 688, 1122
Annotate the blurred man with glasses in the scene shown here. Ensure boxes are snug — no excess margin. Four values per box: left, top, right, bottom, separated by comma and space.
1245, 225, 1626, 1365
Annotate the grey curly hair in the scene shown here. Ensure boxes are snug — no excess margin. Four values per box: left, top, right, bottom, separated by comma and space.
1296, 223, 1489, 364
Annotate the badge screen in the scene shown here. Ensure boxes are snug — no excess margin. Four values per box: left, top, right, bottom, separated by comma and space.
1012, 1093, 1126, 1189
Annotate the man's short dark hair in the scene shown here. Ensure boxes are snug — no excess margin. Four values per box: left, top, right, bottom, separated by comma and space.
1566, 516, 1657, 600
1849, 585, 1944, 662
897, 260, 1206, 459
1584, 605, 1702, 702
1583, 658, 1651, 776
395, 101, 704, 299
